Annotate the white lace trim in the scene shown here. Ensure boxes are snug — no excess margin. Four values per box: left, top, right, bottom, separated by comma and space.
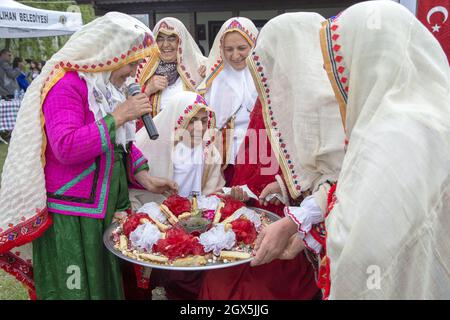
285, 195, 324, 237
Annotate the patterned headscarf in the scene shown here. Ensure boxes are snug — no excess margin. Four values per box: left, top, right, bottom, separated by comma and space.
136, 17, 207, 91
0, 13, 158, 291
154, 61, 179, 86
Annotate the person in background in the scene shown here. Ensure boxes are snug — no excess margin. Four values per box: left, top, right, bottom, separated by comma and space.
13, 57, 29, 92
0, 49, 20, 98
29, 60, 41, 81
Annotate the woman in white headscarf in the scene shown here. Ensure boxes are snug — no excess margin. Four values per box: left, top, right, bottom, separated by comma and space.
200, 12, 345, 300
129, 91, 224, 209
197, 17, 259, 184
248, 9, 346, 273
319, 1, 450, 299
136, 17, 207, 117
254, 1, 450, 300
129, 91, 224, 300
0, 12, 177, 300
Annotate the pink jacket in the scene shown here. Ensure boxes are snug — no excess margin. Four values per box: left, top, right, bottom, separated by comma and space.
43, 72, 147, 219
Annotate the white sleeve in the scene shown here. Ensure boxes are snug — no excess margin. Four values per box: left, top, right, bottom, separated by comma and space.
285, 195, 324, 237
284, 194, 325, 255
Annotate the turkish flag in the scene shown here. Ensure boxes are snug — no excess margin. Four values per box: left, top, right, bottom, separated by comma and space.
417, 0, 450, 64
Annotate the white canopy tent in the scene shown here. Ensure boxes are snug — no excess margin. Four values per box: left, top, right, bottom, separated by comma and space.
0, 0, 83, 38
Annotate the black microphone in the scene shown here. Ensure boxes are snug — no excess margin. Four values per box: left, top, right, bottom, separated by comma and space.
127, 83, 159, 140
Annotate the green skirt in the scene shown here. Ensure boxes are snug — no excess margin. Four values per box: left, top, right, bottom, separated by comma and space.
33, 149, 130, 300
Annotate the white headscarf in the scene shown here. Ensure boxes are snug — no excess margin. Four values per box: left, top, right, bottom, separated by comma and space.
321, 1, 450, 299
247, 12, 345, 200
198, 17, 259, 164
136, 17, 207, 96
0, 12, 158, 275
206, 63, 257, 129
198, 17, 258, 94
199, 18, 259, 127
129, 91, 224, 208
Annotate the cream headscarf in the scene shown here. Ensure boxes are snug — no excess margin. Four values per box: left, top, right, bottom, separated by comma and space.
198, 17, 258, 126
247, 12, 345, 202
129, 91, 224, 209
136, 17, 207, 115
0, 12, 158, 282
198, 17, 259, 165
198, 17, 258, 94
321, 1, 450, 299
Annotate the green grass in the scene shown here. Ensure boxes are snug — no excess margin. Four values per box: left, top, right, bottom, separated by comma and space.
0, 142, 29, 300
0, 270, 29, 300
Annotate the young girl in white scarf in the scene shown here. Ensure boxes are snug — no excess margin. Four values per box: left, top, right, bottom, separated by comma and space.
129, 91, 224, 299
129, 91, 224, 209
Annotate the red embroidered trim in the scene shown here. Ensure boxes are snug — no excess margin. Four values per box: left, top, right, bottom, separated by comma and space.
158, 21, 175, 32
328, 20, 349, 94
317, 256, 331, 300
284, 206, 324, 257
225, 20, 257, 44
44, 32, 156, 94
177, 37, 198, 88
303, 234, 322, 255
0, 251, 36, 300
316, 182, 337, 300
252, 52, 301, 192
174, 98, 212, 132
284, 206, 308, 237
326, 183, 338, 219
0, 208, 52, 254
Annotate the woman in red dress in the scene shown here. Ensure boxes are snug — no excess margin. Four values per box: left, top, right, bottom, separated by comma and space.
199, 98, 319, 299
199, 12, 345, 300
197, 17, 259, 186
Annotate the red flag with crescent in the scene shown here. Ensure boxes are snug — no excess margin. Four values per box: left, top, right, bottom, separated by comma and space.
417, 0, 450, 64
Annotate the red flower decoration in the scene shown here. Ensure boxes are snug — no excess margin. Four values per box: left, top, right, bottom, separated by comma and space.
153, 226, 205, 260
162, 194, 192, 217
122, 213, 151, 237
231, 218, 257, 244
216, 195, 245, 221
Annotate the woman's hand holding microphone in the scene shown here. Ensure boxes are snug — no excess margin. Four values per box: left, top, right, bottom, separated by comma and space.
111, 93, 151, 128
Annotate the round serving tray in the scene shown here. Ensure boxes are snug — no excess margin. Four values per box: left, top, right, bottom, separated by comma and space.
103, 207, 280, 271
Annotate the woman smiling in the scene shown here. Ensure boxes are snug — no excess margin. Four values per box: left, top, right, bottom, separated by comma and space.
0, 12, 178, 300
197, 17, 259, 184
136, 17, 207, 116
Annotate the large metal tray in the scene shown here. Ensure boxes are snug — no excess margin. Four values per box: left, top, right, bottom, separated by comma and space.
103, 207, 280, 271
